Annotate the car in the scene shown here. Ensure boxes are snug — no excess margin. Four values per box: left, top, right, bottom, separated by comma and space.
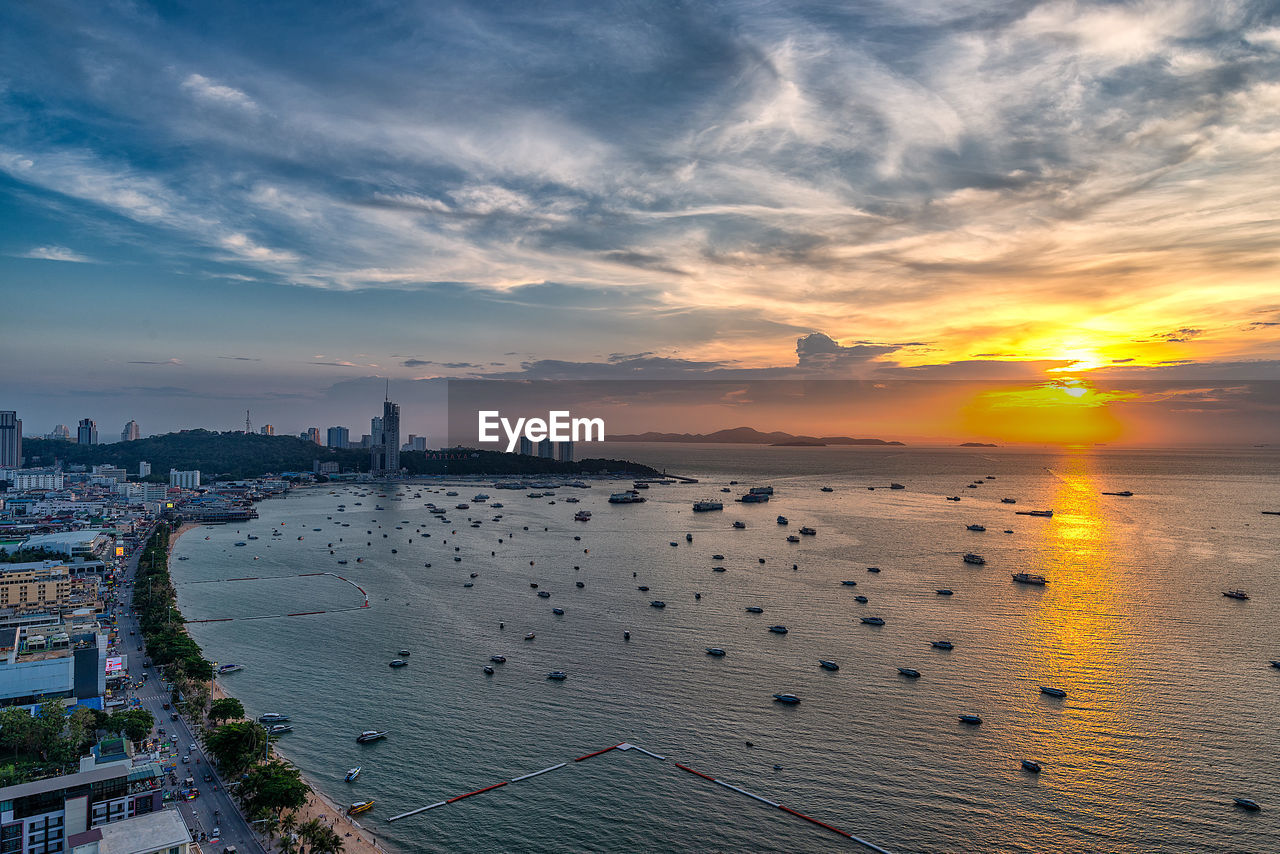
162, 702, 170, 710
203, 773, 214, 782
212, 827, 220, 838
182, 755, 190, 764
170, 713, 178, 721
128, 630, 134, 635
157, 727, 166, 735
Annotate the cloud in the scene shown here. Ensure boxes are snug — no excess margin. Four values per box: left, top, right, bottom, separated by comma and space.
217, 355, 261, 361
19, 245, 94, 263
401, 359, 480, 369
795, 333, 901, 371
180, 74, 259, 112
126, 358, 184, 366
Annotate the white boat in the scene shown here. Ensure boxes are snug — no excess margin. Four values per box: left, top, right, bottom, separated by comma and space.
216, 664, 244, 674
345, 767, 361, 782
356, 730, 388, 743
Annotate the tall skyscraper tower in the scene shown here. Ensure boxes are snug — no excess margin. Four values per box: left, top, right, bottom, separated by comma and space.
0, 411, 21, 468
77, 418, 98, 445
327, 426, 350, 448
558, 441, 574, 462
370, 397, 401, 474
538, 438, 554, 458
121, 420, 141, 442
518, 436, 533, 456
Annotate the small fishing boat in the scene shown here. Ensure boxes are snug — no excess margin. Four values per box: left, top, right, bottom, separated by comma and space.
963, 553, 986, 565
490, 655, 506, 663
799, 526, 816, 535
712, 554, 725, 561
860, 616, 885, 626
854, 595, 868, 603
483, 665, 495, 674
772, 693, 801, 704
867, 566, 881, 573
388, 659, 407, 668
1021, 760, 1042, 773
820, 487, 833, 492
650, 600, 666, 608
1039, 686, 1067, 698
1233, 798, 1261, 811
777, 516, 789, 525
818, 660, 839, 671
552, 607, 565, 615
356, 730, 388, 743
345, 767, 361, 782
712, 566, 726, 572
897, 668, 921, 678
537, 590, 551, 598
546, 671, 568, 680
767, 625, 788, 634
524, 632, 536, 641
733, 521, 747, 529
936, 589, 953, 595
786, 535, 800, 543
746, 606, 764, 613
958, 714, 983, 725
1223, 589, 1250, 600
966, 524, 986, 531
1013, 572, 1048, 585
706, 647, 726, 656
841, 580, 858, 586
932, 641, 954, 650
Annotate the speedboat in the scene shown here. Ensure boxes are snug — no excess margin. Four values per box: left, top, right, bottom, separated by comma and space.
637, 586, 650, 591
746, 606, 764, 613
345, 767, 361, 782
356, 730, 388, 743
897, 668, 921, 678
537, 591, 551, 598
772, 693, 800, 704
966, 524, 985, 532
1233, 798, 1261, 811
818, 660, 839, 671
650, 600, 667, 608
861, 617, 885, 625
936, 589, 954, 595
1002, 498, 1016, 504
854, 595, 868, 603
932, 641, 954, 650
732, 521, 747, 529
1021, 760, 1042, 773
706, 647, 726, 656
1223, 589, 1250, 600
546, 671, 568, 680
259, 713, 289, 723
552, 607, 565, 615
1013, 573, 1048, 585
389, 659, 407, 668
867, 566, 881, 573
490, 655, 506, 663
1040, 686, 1066, 698
524, 632, 536, 641
217, 664, 244, 674
963, 553, 986, 565
348, 801, 374, 815
841, 580, 858, 586
821, 486, 834, 492
713, 566, 726, 572
670, 541, 678, 547
483, 665, 495, 675
777, 516, 789, 525
269, 724, 292, 734
767, 625, 788, 634
958, 714, 983, 725
712, 554, 725, 561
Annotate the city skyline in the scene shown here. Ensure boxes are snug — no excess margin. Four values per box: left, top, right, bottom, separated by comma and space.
2, 2, 1279, 446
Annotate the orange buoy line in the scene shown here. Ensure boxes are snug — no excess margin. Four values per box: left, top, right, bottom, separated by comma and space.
386, 741, 895, 851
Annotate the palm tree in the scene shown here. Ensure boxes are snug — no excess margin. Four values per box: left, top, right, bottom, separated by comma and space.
276, 811, 300, 854
311, 825, 345, 854
296, 817, 326, 854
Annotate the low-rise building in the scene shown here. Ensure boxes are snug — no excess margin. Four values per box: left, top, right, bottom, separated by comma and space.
0, 621, 108, 710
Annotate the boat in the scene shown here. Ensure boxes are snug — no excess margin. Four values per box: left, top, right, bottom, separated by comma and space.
966, 524, 986, 532
963, 553, 986, 565
1233, 798, 1262, 811
733, 521, 746, 529
259, 713, 289, 723
1271, 661, 1280, 669
269, 724, 292, 734
1223, 589, 1250, 600
706, 647, 726, 656
389, 659, 407, 668
1021, 760, 1042, 773
890, 483, 905, 489
473, 494, 489, 501
348, 801, 374, 815
637, 586, 650, 591
749, 486, 774, 495
546, 671, 568, 680
217, 664, 244, 674
737, 492, 769, 503
693, 500, 724, 512
1012, 573, 1048, 585
772, 693, 800, 704
786, 535, 800, 543
746, 606, 764, 613
1002, 498, 1016, 504
574, 510, 592, 521
936, 589, 953, 595
777, 516, 789, 525
897, 668, 921, 678
820, 486, 834, 492
552, 607, 565, 615
958, 714, 983, 725
841, 580, 858, 586
767, 625, 788, 633
345, 767, 361, 782
537, 591, 551, 598
608, 492, 646, 504
861, 617, 885, 625
947, 496, 961, 501
356, 730, 388, 743
854, 595, 868, 603
650, 600, 666, 608
490, 655, 506, 663
670, 541, 679, 547
712, 554, 725, 561
867, 566, 881, 573
337, 559, 348, 565
1039, 686, 1066, 698
932, 641, 954, 650
1101, 490, 1134, 496
234, 542, 247, 547
483, 665, 495, 675
686, 533, 693, 542
818, 660, 840, 671
1016, 509, 1054, 517
799, 526, 816, 535
576, 581, 585, 588
524, 632, 536, 641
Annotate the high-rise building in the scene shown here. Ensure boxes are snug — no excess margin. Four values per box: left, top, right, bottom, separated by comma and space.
518, 436, 533, 456
259, 424, 275, 436
47, 424, 71, 441
327, 426, 350, 448
305, 427, 322, 445
558, 441, 574, 462
139, 461, 152, 477
538, 438, 554, 458
120, 420, 141, 442
77, 419, 98, 445
370, 416, 383, 439
169, 469, 201, 488
404, 434, 427, 452
370, 399, 401, 474
0, 411, 20, 468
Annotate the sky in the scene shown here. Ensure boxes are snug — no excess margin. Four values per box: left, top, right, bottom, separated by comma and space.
1, 0, 1278, 445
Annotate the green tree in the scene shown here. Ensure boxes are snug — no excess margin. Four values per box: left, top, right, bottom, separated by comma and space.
204, 721, 266, 776
33, 701, 66, 761
208, 697, 245, 724
238, 761, 309, 820
0, 707, 35, 759
67, 707, 98, 756
106, 709, 154, 743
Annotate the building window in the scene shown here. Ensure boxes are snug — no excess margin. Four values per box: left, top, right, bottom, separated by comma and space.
0, 823, 21, 854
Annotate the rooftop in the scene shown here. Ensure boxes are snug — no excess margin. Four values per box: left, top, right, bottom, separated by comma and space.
95, 808, 190, 853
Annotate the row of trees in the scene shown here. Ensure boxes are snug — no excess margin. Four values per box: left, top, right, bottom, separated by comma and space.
0, 702, 153, 785
132, 526, 213, 684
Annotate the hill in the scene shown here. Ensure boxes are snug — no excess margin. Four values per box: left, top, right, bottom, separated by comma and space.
20, 431, 657, 480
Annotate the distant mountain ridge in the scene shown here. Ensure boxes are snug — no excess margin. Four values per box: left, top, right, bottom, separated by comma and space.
608, 427, 905, 445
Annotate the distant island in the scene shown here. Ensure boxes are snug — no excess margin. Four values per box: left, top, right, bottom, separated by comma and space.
959, 442, 998, 447
608, 427, 904, 445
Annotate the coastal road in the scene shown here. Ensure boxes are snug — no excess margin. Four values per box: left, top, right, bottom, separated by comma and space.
116, 525, 268, 854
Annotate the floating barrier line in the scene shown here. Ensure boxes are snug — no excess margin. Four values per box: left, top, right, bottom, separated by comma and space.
510, 763, 565, 782
181, 572, 370, 622
388, 741, 895, 851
